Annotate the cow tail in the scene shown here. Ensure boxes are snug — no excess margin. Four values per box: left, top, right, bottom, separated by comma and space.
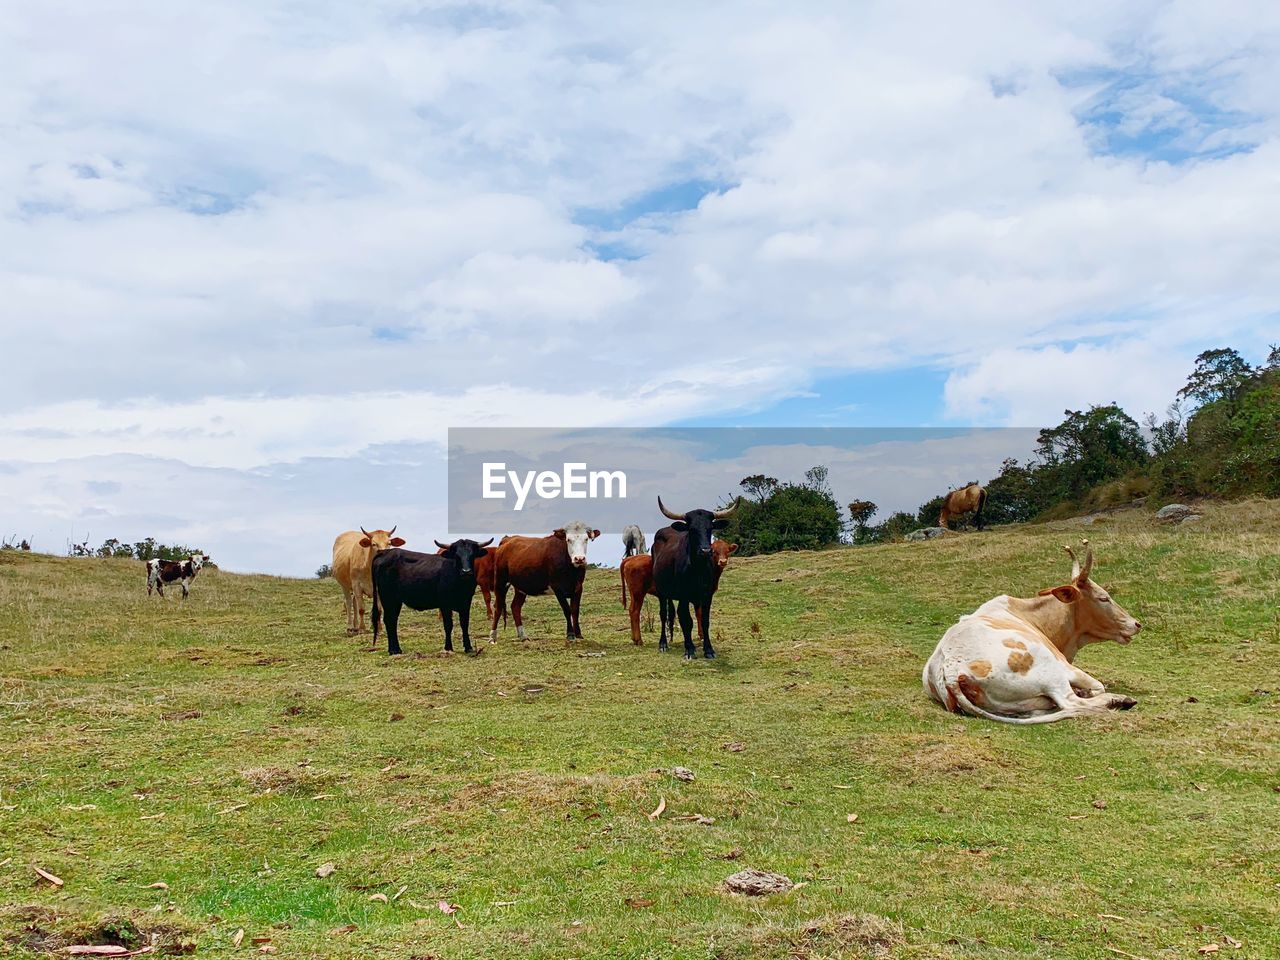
950, 678, 1081, 725
620, 565, 628, 608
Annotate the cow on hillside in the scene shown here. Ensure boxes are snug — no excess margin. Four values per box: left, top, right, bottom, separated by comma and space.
372, 538, 493, 655
489, 521, 600, 643
651, 497, 739, 659
923, 539, 1141, 723
332, 527, 405, 634
146, 554, 208, 598
435, 542, 496, 620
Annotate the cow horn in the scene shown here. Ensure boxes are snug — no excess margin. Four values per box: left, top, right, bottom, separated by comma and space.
713, 497, 742, 520
389, 525, 397, 535
477, 537, 494, 548
360, 527, 371, 537
1078, 539, 1094, 582
1063, 543, 1080, 580
658, 497, 685, 521
435, 540, 450, 550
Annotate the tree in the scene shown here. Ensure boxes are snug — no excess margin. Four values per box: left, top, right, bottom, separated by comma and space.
847, 499, 878, 542
1034, 404, 1148, 503
739, 474, 780, 502
720, 466, 843, 555
315, 563, 333, 579
1177, 348, 1253, 407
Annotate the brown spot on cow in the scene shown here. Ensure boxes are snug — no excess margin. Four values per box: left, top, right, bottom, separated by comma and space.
1007, 651, 1034, 674
968, 659, 992, 678
1001, 637, 1028, 650
957, 673, 987, 707
944, 683, 960, 713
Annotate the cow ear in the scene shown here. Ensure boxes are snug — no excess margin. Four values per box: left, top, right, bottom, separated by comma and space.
590, 528, 601, 539
359, 537, 372, 548
1041, 584, 1080, 603
474, 547, 488, 558
727, 543, 739, 554
712, 518, 730, 530
671, 521, 688, 531
390, 537, 406, 547
552, 528, 567, 540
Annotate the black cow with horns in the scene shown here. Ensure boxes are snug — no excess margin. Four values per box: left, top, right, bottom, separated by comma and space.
651, 496, 740, 659
371, 538, 494, 655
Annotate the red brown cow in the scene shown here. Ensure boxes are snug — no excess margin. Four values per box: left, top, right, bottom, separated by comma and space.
489, 521, 600, 643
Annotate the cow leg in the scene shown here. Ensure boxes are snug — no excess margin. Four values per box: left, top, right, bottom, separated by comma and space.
555, 590, 575, 643
441, 608, 455, 652
356, 589, 368, 634
629, 592, 643, 645
657, 597, 670, 652
459, 605, 474, 654
180, 577, 190, 599
490, 576, 507, 642
1070, 667, 1106, 698
340, 583, 354, 633
512, 591, 528, 640
571, 578, 584, 640
699, 600, 715, 659
383, 598, 404, 655
677, 600, 696, 660
480, 583, 493, 622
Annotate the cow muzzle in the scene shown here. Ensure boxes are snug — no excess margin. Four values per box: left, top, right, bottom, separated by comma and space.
571, 556, 587, 567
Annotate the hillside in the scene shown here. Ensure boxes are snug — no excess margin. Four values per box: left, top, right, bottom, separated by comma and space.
1, 502, 1278, 958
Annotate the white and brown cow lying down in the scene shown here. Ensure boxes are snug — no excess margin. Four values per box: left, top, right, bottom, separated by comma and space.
146, 555, 208, 598
923, 540, 1141, 724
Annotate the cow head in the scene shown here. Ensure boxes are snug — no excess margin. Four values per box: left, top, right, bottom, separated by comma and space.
552, 521, 600, 567
711, 540, 739, 571
1039, 540, 1141, 644
434, 537, 493, 576
360, 526, 407, 552
190, 554, 207, 572
658, 497, 740, 559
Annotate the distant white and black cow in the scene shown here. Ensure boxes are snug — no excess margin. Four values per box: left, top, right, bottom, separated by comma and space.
146, 554, 208, 599
621, 524, 647, 560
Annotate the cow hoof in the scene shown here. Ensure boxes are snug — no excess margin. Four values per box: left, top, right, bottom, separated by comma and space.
704, 651, 716, 659
388, 649, 403, 656
683, 652, 694, 661
1111, 696, 1138, 710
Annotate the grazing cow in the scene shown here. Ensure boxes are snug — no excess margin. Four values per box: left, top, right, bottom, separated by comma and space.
489, 521, 600, 643
146, 554, 208, 598
651, 497, 739, 659
332, 527, 405, 634
621, 524, 647, 560
939, 482, 987, 530
436, 543, 496, 620
372, 539, 494, 655
923, 540, 1141, 724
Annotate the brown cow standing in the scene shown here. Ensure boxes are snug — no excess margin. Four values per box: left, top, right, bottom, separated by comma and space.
489, 521, 600, 643
332, 526, 405, 634
436, 543, 496, 620
621, 540, 737, 645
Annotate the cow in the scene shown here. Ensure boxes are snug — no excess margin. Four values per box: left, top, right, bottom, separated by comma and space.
489, 521, 600, 643
436, 543, 496, 620
146, 554, 208, 598
923, 540, 1141, 724
623, 539, 737, 646
651, 497, 739, 659
371, 538, 494, 655
332, 527, 406, 634
621, 524, 647, 560
939, 482, 987, 530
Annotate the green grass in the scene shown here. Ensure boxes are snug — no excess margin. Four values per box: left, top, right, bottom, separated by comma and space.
2, 501, 1278, 958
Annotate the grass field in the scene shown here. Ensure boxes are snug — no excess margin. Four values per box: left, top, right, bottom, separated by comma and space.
2, 501, 1278, 959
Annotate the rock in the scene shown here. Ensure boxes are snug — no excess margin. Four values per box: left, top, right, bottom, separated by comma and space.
1156, 503, 1192, 522
315, 862, 336, 878
723, 868, 795, 896
906, 526, 948, 541
1180, 514, 1204, 525
670, 767, 696, 783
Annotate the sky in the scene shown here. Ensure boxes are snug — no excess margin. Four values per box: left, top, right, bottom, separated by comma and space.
2, 1, 1278, 575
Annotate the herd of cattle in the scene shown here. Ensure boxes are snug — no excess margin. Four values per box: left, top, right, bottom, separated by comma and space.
139, 485, 1144, 725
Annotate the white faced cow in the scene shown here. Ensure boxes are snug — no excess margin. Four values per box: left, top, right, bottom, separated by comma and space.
146, 554, 208, 599
923, 540, 1141, 724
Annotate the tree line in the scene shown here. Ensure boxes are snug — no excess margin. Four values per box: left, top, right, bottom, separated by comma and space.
719, 344, 1278, 554
67, 537, 210, 563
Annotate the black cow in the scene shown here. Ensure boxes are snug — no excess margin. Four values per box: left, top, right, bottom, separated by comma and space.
651, 496, 739, 659
371, 538, 493, 655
